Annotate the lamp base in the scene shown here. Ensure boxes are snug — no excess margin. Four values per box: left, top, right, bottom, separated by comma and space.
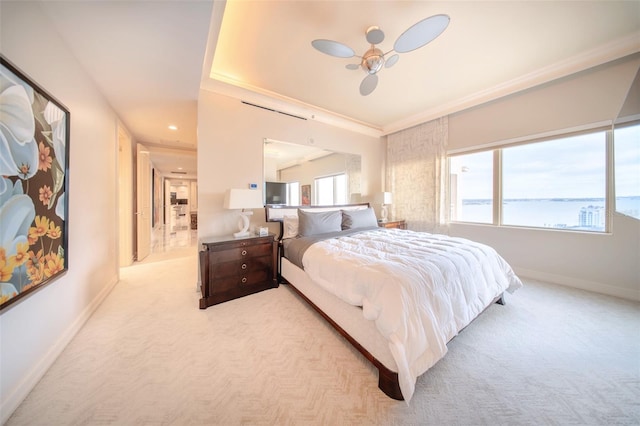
233, 210, 253, 238
381, 205, 389, 221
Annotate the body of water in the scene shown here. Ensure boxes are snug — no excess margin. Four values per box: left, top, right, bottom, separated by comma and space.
457, 197, 639, 231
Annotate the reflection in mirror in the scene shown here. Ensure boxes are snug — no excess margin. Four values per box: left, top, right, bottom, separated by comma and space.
613, 68, 640, 219
263, 139, 361, 206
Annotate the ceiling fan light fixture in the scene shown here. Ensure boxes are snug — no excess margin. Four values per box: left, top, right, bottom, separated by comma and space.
361, 47, 385, 74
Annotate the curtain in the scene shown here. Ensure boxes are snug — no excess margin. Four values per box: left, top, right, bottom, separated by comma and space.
345, 153, 362, 201
386, 117, 449, 233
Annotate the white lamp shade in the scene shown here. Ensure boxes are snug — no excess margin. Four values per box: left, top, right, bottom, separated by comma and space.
376, 192, 393, 205
223, 189, 264, 210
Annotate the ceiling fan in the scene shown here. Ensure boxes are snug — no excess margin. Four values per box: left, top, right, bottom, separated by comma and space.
311, 15, 450, 96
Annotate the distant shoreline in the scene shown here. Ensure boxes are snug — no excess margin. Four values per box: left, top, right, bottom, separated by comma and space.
462, 196, 638, 205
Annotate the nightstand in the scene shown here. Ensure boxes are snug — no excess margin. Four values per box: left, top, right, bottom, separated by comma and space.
199, 234, 277, 309
379, 219, 406, 230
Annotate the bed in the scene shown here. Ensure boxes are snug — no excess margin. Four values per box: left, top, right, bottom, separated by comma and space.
266, 203, 523, 402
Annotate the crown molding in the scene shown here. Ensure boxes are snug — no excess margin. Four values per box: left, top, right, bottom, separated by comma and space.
201, 30, 639, 139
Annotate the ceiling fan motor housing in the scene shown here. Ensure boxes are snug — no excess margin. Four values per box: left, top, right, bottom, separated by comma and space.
362, 47, 385, 74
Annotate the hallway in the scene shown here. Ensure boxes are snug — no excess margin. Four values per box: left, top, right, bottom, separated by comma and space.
138, 225, 199, 265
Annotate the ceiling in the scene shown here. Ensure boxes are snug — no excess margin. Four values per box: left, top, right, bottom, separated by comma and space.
38, 1, 640, 179
264, 139, 333, 171
39, 0, 213, 180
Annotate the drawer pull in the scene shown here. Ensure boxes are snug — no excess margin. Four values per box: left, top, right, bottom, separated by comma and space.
241, 277, 247, 284
241, 263, 247, 270
241, 250, 247, 256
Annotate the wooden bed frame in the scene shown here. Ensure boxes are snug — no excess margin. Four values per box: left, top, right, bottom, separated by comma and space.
265, 203, 504, 400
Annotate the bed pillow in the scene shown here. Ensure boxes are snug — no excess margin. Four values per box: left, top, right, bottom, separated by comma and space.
298, 209, 342, 236
282, 215, 299, 239
342, 207, 378, 230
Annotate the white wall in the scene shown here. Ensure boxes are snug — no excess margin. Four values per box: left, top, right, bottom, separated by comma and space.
448, 54, 640, 301
197, 91, 384, 239
0, 2, 120, 421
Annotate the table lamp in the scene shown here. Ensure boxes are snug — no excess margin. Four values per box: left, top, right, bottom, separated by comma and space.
223, 188, 264, 238
378, 191, 393, 222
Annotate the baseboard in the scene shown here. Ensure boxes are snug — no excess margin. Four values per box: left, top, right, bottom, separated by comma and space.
1, 276, 119, 424
515, 267, 640, 302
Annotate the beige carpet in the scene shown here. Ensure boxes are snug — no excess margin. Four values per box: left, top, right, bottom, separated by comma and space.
6, 249, 640, 425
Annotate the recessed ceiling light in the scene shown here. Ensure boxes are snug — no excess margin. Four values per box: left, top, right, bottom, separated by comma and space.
168, 125, 178, 130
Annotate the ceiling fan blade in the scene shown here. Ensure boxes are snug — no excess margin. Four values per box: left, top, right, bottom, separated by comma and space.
360, 74, 378, 96
393, 14, 450, 53
311, 39, 355, 58
385, 54, 399, 68
345, 63, 360, 70
366, 26, 385, 45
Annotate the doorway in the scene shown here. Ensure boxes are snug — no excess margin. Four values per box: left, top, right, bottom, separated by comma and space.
117, 124, 134, 267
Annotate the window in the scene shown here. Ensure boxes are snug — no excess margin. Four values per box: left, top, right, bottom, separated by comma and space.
449, 129, 609, 232
286, 181, 300, 205
502, 132, 606, 231
614, 123, 640, 219
314, 174, 347, 205
449, 151, 493, 223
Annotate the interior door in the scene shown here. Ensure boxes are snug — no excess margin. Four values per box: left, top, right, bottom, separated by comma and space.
136, 143, 152, 261
117, 125, 134, 266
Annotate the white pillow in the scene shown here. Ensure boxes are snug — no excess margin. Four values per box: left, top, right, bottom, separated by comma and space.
282, 215, 299, 239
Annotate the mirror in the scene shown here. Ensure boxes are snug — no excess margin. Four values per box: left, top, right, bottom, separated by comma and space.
263, 139, 361, 206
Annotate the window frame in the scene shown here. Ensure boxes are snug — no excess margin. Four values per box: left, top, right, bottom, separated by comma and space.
286, 181, 300, 206
612, 120, 640, 220
313, 173, 347, 206
447, 125, 613, 233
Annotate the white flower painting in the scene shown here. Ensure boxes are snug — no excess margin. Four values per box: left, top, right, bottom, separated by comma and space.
0, 57, 69, 310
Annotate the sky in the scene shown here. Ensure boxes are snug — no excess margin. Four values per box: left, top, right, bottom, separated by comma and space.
451, 125, 639, 200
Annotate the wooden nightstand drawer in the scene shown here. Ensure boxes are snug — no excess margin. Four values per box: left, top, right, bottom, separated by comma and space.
213, 268, 271, 293
199, 234, 277, 309
209, 242, 272, 263
210, 255, 272, 279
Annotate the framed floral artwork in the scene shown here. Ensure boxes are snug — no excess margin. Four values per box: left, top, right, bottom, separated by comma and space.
1, 55, 70, 311
301, 184, 311, 206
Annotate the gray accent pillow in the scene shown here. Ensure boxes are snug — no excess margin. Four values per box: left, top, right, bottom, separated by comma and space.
298, 209, 342, 236
342, 207, 378, 230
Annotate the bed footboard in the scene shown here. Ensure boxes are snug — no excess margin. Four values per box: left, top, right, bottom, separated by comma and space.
377, 365, 403, 400
374, 292, 504, 400
287, 280, 507, 400
283, 278, 405, 400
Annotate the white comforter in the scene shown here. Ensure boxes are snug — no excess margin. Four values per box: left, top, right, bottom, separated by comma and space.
301, 228, 523, 402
